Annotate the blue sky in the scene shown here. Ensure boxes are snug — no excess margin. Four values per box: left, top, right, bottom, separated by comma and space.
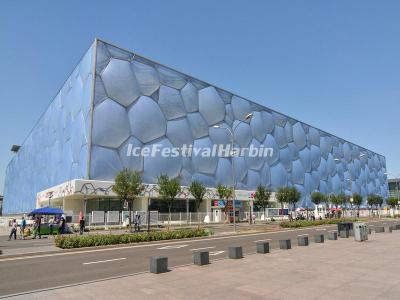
1, 0, 399, 194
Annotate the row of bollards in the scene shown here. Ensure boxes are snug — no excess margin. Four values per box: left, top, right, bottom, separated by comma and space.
369, 224, 399, 234
149, 231, 338, 274
149, 223, 400, 274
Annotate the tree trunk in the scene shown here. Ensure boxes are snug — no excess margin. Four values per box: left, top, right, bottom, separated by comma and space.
197, 202, 201, 230
262, 205, 266, 223
224, 201, 229, 224
293, 203, 296, 220
128, 201, 132, 233
168, 205, 171, 231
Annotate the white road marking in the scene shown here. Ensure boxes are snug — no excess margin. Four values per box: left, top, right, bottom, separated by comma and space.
190, 246, 215, 251
297, 234, 309, 237
83, 258, 126, 265
157, 244, 188, 250
316, 229, 326, 231
1, 221, 391, 262
253, 239, 271, 242
209, 250, 225, 256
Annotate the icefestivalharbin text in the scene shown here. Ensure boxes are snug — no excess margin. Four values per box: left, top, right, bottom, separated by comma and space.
126, 143, 274, 158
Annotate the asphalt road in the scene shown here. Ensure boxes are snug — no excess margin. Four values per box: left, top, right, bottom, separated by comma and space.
0, 219, 396, 298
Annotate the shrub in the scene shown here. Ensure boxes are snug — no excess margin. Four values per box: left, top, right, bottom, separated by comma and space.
55, 229, 210, 249
280, 218, 359, 228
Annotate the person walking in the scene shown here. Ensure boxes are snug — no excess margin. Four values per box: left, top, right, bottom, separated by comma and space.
20, 217, 26, 240
79, 211, 85, 235
48, 216, 54, 236
33, 216, 42, 239
59, 215, 66, 234
136, 214, 141, 232
133, 214, 138, 232
8, 219, 17, 241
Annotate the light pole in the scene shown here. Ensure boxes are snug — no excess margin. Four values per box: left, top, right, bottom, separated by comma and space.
213, 113, 253, 232
349, 196, 353, 217
47, 191, 53, 208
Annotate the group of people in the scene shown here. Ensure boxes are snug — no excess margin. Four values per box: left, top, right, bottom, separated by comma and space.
8, 215, 66, 241
123, 214, 142, 232
8, 217, 25, 241
288, 211, 321, 221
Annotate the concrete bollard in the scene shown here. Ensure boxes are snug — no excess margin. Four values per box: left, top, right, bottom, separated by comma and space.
256, 241, 270, 254
279, 239, 291, 250
375, 226, 384, 233
193, 251, 209, 265
229, 246, 243, 259
339, 230, 349, 238
328, 231, 338, 240
314, 234, 325, 243
297, 235, 309, 246
385, 226, 393, 233
150, 256, 168, 274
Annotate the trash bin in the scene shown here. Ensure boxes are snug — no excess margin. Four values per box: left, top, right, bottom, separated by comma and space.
337, 222, 353, 234
354, 222, 368, 242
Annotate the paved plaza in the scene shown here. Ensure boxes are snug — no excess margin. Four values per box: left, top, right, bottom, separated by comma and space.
7, 229, 400, 300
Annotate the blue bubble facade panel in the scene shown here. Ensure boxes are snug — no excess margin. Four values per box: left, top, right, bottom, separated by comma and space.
3, 43, 95, 213
3, 39, 388, 213
89, 40, 388, 207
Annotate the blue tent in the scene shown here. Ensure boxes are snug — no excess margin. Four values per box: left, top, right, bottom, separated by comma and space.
28, 207, 64, 216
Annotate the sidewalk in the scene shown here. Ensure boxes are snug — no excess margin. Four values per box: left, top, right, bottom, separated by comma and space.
8, 229, 400, 299
0, 236, 58, 256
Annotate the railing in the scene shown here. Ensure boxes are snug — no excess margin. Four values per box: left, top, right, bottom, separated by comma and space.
1, 208, 397, 231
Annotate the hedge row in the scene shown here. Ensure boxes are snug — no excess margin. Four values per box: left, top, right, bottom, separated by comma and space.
55, 229, 210, 249
280, 218, 359, 228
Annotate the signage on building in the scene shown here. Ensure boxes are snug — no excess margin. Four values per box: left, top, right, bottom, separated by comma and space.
212, 200, 226, 207
226, 200, 244, 209
234, 190, 253, 200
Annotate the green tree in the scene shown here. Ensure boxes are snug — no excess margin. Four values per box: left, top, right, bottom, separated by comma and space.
367, 194, 379, 216
287, 186, 301, 217
216, 184, 233, 223
366, 194, 374, 215
157, 174, 181, 230
311, 192, 326, 207
311, 192, 326, 219
352, 193, 363, 217
328, 194, 342, 218
337, 193, 348, 217
387, 197, 398, 217
253, 185, 272, 222
189, 181, 207, 229
112, 169, 144, 232
328, 194, 338, 208
276, 187, 290, 220
377, 195, 384, 217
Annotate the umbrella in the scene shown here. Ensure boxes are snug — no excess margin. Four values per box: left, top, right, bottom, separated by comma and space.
28, 207, 64, 216
329, 207, 342, 212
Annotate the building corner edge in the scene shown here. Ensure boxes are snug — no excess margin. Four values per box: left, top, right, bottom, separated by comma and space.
86, 38, 98, 181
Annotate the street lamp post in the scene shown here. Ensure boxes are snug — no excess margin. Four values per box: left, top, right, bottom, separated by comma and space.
47, 191, 53, 208
213, 113, 253, 232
